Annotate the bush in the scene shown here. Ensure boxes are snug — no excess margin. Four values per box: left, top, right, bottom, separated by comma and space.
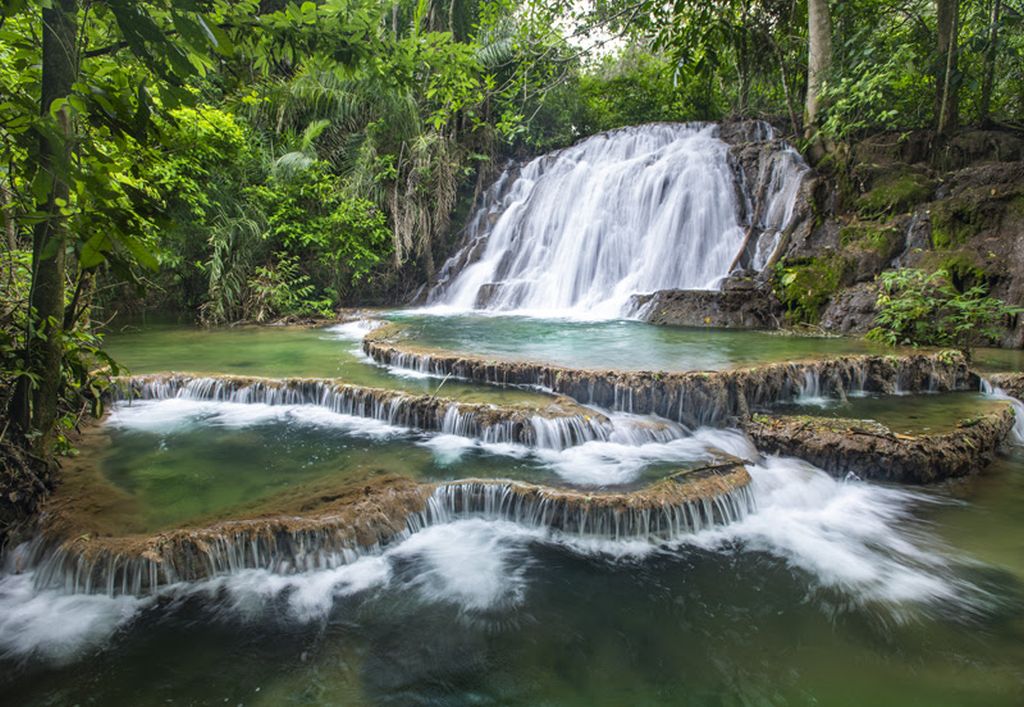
867, 268, 1020, 353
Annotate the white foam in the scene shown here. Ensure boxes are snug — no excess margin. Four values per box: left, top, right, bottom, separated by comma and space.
324, 318, 386, 339
0, 573, 150, 664
389, 519, 538, 613
107, 399, 407, 440
682, 456, 974, 613
199, 555, 392, 621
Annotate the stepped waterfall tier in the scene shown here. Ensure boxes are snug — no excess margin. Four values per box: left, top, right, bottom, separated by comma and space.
427, 122, 808, 317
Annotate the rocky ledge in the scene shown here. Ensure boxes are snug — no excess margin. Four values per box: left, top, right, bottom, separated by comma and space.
364, 327, 976, 427
742, 406, 1015, 483
629, 277, 783, 329
21, 461, 754, 595
111, 373, 613, 450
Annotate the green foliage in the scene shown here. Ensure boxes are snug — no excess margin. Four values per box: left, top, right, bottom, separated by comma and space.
578, 51, 690, 134
867, 268, 1021, 352
773, 255, 849, 325
247, 253, 333, 321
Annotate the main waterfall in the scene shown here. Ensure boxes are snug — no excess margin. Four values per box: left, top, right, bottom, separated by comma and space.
428, 122, 807, 318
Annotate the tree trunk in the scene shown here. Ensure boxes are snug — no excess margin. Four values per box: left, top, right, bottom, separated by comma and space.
936, 0, 959, 135
11, 0, 78, 454
805, 0, 832, 155
979, 0, 1001, 126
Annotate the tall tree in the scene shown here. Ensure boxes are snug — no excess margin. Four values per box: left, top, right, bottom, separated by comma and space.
805, 0, 832, 155
10, 0, 78, 451
935, 0, 959, 134
978, 0, 1002, 126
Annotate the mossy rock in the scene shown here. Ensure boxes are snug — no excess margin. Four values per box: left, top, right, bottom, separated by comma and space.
931, 198, 983, 249
839, 221, 901, 259
856, 171, 933, 217
773, 254, 852, 325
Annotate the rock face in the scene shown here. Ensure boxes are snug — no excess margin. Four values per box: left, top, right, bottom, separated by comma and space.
631, 276, 783, 328
743, 407, 1015, 483
778, 128, 1024, 346
365, 327, 977, 427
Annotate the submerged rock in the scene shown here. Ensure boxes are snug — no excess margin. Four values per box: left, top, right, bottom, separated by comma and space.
742, 407, 1015, 483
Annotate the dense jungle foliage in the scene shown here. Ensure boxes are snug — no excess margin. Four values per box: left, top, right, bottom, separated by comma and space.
0, 0, 1022, 464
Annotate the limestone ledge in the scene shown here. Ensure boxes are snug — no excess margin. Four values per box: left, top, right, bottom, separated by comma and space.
110, 372, 609, 450
742, 407, 1015, 483
363, 326, 976, 427
24, 462, 753, 595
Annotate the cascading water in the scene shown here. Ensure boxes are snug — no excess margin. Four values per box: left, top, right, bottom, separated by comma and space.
428, 122, 808, 317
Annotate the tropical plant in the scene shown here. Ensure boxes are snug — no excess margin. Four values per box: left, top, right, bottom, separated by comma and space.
867, 268, 1021, 354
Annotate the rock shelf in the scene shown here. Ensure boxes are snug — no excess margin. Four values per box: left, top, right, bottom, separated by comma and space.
24, 462, 754, 595
743, 406, 1015, 483
364, 325, 976, 427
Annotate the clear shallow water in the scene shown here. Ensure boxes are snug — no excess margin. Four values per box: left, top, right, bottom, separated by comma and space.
391, 313, 897, 371
101, 321, 552, 406
3, 452, 1024, 705
84, 399, 744, 531
775, 391, 1011, 434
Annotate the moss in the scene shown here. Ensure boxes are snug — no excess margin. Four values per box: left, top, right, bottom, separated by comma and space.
839, 221, 901, 257
931, 198, 982, 249
856, 171, 933, 217
773, 255, 850, 325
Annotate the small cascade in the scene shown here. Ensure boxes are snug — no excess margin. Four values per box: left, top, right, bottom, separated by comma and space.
735, 141, 810, 271
19, 465, 755, 596
363, 337, 976, 428
113, 374, 613, 451
981, 378, 1024, 444
414, 473, 755, 542
428, 122, 808, 317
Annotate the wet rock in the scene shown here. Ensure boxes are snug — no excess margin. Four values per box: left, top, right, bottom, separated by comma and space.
631, 284, 783, 329
742, 407, 1015, 482
819, 282, 879, 336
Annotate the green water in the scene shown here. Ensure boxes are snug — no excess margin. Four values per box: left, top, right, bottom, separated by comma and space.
90, 399, 721, 531
389, 313, 898, 370
774, 391, 1010, 434
102, 322, 552, 406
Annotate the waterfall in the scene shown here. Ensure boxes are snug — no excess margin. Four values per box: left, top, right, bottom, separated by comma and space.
428, 122, 808, 317
981, 379, 1024, 444
416, 478, 756, 541
112, 375, 690, 451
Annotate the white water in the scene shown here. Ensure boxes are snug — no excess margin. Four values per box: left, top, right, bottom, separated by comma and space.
107, 398, 407, 440
427, 122, 806, 318
1, 452, 990, 662
980, 379, 1024, 444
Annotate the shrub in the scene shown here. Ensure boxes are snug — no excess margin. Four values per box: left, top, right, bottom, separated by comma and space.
867, 268, 1020, 354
